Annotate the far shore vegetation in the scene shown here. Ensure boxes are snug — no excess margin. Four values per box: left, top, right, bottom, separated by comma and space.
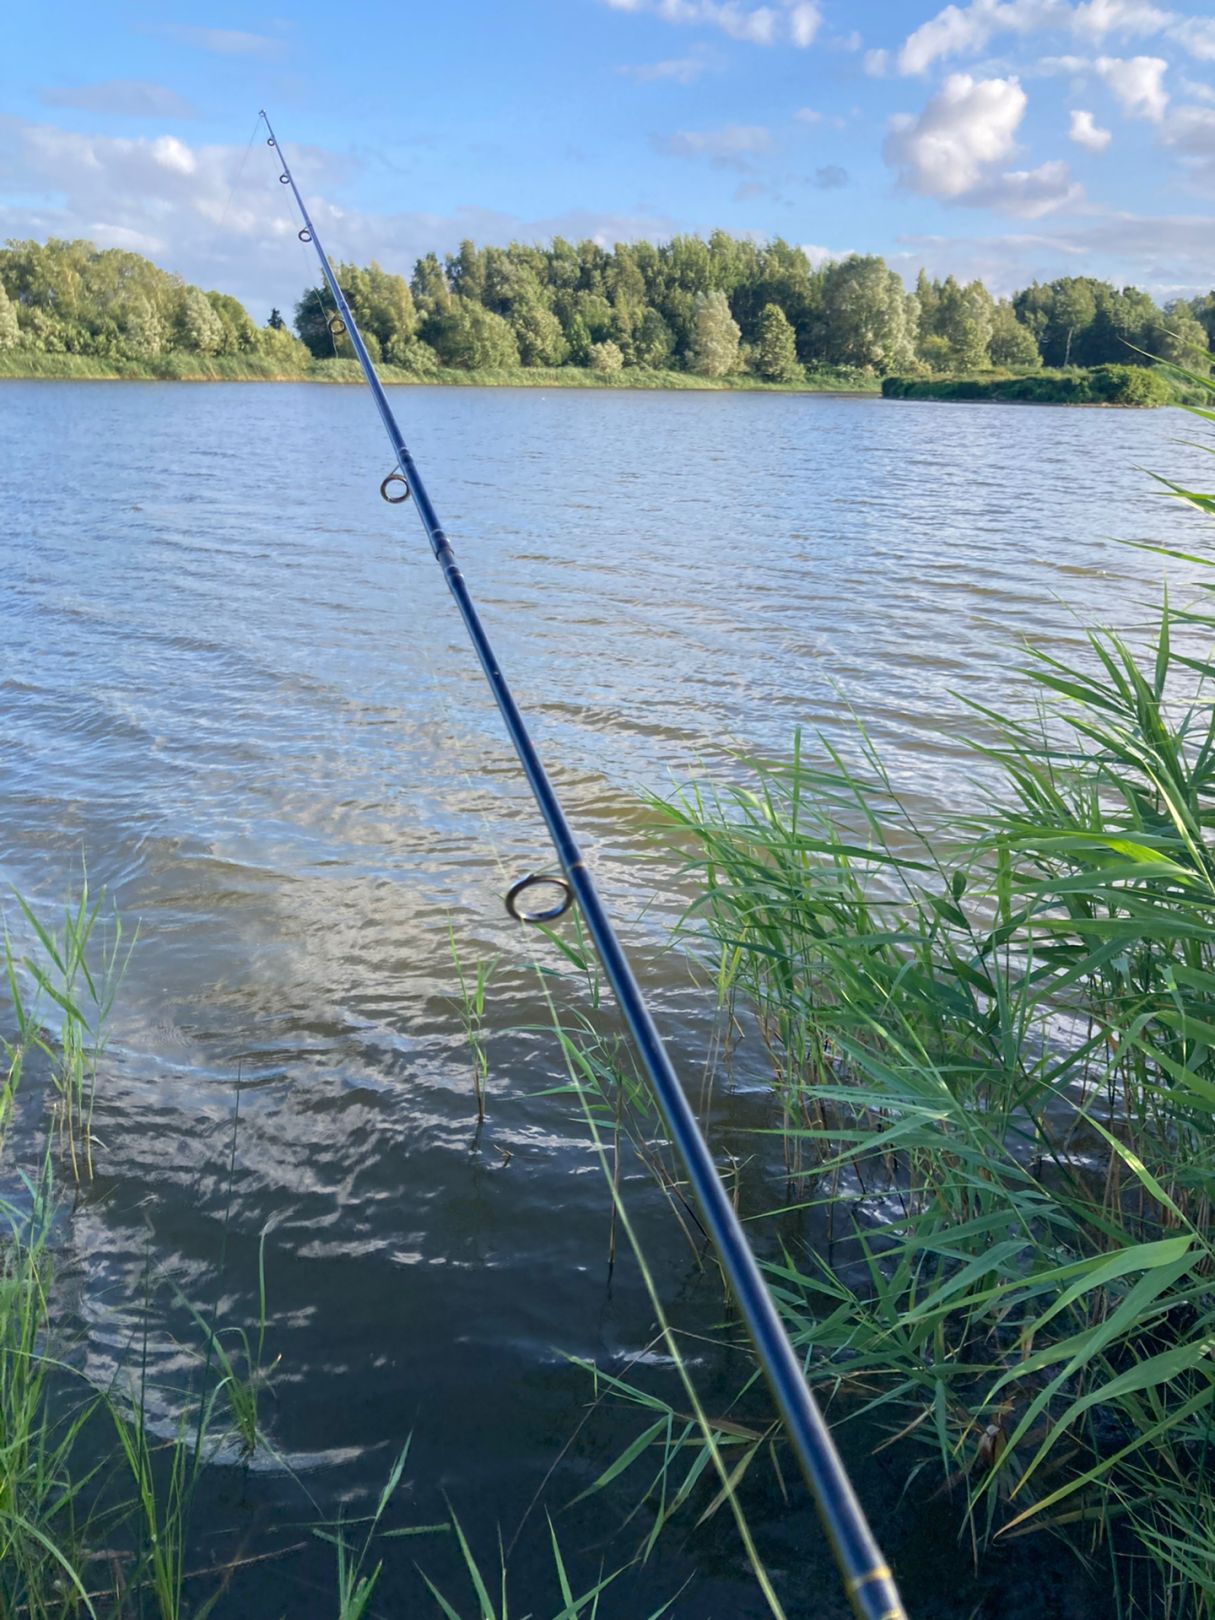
1, 235, 1211, 404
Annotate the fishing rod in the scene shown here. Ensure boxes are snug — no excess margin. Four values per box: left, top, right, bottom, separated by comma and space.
260, 110, 907, 1620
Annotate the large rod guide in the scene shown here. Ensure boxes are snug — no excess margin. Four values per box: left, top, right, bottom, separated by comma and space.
261, 111, 908, 1620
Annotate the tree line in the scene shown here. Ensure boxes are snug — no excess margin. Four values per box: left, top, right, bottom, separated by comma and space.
2, 234, 1213, 381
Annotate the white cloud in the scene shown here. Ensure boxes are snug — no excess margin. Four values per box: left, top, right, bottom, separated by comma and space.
864, 48, 892, 75
0, 119, 679, 320
160, 25, 282, 56
1095, 53, 1169, 117
885, 72, 1027, 195
894, 207, 1215, 296
655, 123, 773, 167
1166, 102, 1215, 148
789, 3, 821, 45
800, 242, 852, 265
598, 0, 819, 46
898, 2, 1069, 76
1069, 105, 1114, 144
795, 106, 823, 122
618, 50, 712, 81
1169, 18, 1215, 62
967, 156, 1084, 210
1072, 0, 1172, 38
38, 80, 197, 119
893, 1, 1215, 76
885, 73, 1082, 214
1164, 101, 1215, 182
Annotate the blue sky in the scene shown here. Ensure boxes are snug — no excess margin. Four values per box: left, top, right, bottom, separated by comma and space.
3, 0, 1214, 318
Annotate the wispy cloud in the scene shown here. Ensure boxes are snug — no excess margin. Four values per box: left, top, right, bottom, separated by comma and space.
654, 122, 773, 168
813, 163, 849, 186
893, 0, 1215, 76
160, 25, 283, 57
600, 0, 820, 48
893, 207, 1215, 296
38, 80, 197, 118
618, 48, 714, 82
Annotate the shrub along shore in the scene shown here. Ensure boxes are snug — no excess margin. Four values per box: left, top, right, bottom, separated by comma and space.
0, 349, 878, 392
0, 350, 1191, 406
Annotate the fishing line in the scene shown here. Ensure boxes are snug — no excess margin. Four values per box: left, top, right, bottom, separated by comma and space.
258, 110, 908, 1620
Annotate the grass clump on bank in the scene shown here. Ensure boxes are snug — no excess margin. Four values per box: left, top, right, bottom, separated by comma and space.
882, 363, 1178, 406
0, 349, 879, 394
615, 384, 1215, 1615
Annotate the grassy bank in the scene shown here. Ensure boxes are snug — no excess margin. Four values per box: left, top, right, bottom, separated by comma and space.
592, 381, 1215, 1615
882, 362, 1184, 406
0, 350, 879, 393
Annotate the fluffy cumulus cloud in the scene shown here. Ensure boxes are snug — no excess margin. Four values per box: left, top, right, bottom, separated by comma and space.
599, 0, 820, 47
1068, 106, 1114, 145
0, 119, 679, 318
884, 71, 1081, 213
885, 74, 1028, 196
1095, 52, 1169, 116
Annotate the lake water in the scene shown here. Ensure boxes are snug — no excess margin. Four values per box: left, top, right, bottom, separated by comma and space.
1, 380, 1210, 1618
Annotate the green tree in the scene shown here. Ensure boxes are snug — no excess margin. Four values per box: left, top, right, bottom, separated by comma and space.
935, 277, 994, 371
446, 240, 485, 303
1159, 302, 1211, 371
175, 286, 225, 354
633, 306, 672, 369
116, 292, 166, 358
755, 303, 801, 381
425, 298, 520, 369
688, 290, 741, 378
589, 339, 624, 374
206, 290, 258, 353
562, 312, 592, 366
815, 256, 916, 372
410, 253, 450, 313
0, 280, 22, 351
510, 300, 568, 366
988, 301, 1041, 369
1048, 279, 1097, 366
1190, 292, 1215, 349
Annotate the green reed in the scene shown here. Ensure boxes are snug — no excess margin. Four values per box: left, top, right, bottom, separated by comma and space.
7, 884, 128, 1182
586, 379, 1215, 1616
449, 930, 499, 1123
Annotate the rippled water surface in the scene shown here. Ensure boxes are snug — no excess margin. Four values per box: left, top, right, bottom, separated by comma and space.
1, 381, 1209, 1617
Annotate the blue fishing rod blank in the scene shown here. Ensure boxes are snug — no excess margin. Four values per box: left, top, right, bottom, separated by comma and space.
261, 110, 908, 1620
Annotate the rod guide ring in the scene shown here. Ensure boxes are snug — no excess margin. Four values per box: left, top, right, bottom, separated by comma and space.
380, 471, 411, 504
298, 228, 312, 243
279, 173, 290, 184
505, 873, 574, 925
266, 137, 276, 147
328, 316, 346, 337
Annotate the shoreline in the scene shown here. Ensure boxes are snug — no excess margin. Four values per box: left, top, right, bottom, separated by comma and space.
0, 355, 877, 394
0, 357, 1187, 405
